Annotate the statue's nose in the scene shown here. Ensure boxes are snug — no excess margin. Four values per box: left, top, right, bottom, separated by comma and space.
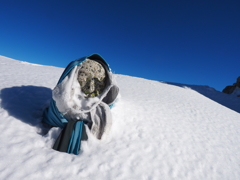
88, 80, 95, 92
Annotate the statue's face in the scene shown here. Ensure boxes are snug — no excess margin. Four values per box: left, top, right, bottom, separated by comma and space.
78, 59, 106, 97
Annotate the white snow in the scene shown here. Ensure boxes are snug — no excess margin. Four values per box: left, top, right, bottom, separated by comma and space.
0, 55, 240, 180
232, 86, 240, 97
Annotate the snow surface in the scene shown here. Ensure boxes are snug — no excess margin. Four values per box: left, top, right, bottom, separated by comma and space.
0, 55, 240, 180
232, 86, 240, 97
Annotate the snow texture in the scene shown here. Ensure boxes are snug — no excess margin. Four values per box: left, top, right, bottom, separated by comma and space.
0, 55, 240, 180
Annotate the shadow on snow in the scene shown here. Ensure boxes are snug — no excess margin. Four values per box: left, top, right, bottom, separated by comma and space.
0, 86, 52, 134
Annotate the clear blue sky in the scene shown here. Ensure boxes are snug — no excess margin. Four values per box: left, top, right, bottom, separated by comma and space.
1, 0, 239, 91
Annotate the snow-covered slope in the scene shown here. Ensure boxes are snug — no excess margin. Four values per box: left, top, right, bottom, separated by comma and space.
0, 55, 239, 180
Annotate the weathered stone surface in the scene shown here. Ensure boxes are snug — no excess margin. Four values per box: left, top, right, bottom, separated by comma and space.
77, 59, 106, 98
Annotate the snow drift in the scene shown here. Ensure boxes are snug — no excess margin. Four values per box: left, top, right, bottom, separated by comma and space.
0, 55, 239, 180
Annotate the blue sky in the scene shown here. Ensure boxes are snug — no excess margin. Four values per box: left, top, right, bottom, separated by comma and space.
0, 0, 239, 91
